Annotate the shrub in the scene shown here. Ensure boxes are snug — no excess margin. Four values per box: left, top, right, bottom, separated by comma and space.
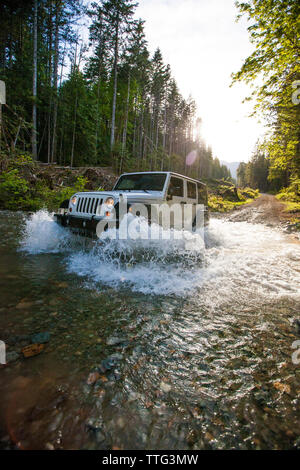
276, 181, 300, 203
0, 170, 89, 212
0, 169, 29, 210
238, 187, 259, 200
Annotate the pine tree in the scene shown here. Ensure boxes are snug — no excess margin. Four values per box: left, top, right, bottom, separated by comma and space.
100, 0, 138, 153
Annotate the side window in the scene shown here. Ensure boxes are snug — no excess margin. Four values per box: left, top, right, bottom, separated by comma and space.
198, 184, 207, 204
187, 181, 197, 199
168, 177, 184, 197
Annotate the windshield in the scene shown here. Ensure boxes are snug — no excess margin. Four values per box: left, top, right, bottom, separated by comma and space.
114, 173, 167, 191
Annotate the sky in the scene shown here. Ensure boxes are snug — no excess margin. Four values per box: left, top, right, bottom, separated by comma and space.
135, 0, 266, 163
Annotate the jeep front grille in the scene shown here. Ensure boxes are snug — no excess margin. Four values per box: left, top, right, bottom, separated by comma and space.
76, 196, 103, 215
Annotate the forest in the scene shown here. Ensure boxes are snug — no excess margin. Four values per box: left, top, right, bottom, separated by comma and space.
234, 0, 299, 203
0, 0, 231, 182
0, 0, 299, 213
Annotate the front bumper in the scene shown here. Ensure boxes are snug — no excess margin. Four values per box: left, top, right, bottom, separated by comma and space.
54, 213, 115, 238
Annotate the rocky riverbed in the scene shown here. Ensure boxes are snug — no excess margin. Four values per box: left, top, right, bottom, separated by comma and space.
0, 208, 300, 450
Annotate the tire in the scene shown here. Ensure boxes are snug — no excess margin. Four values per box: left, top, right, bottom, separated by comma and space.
59, 199, 69, 209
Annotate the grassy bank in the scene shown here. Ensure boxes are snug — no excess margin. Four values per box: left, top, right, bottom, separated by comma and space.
0, 154, 259, 213
0, 154, 117, 211
206, 179, 259, 212
275, 183, 300, 227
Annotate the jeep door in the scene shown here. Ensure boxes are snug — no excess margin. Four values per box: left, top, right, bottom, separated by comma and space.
186, 180, 197, 229
197, 183, 209, 225
166, 176, 185, 229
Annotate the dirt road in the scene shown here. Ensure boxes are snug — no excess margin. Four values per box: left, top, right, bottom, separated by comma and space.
226, 194, 299, 230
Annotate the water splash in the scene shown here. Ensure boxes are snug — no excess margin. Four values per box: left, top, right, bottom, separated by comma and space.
20, 210, 300, 299
19, 210, 77, 254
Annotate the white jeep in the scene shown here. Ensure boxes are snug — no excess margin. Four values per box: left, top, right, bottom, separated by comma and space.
55, 171, 209, 237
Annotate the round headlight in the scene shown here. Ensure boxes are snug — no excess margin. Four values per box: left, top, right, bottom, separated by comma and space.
104, 197, 114, 206
71, 196, 77, 205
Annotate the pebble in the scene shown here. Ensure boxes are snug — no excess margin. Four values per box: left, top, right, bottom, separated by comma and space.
45, 442, 55, 450
87, 372, 100, 385
160, 381, 172, 393
16, 301, 34, 310
57, 282, 68, 288
106, 336, 127, 346
48, 412, 63, 432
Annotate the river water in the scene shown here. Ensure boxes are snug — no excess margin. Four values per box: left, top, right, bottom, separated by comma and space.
0, 210, 299, 449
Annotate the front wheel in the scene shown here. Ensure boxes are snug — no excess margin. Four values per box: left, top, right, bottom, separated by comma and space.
59, 199, 69, 209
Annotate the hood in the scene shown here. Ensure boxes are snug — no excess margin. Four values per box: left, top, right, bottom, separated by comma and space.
74, 190, 164, 202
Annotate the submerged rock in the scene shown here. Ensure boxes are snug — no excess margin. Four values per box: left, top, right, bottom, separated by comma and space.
6, 351, 20, 363
22, 343, 45, 358
7, 334, 31, 345
31, 332, 50, 344
45, 443, 55, 450
48, 412, 63, 432
85, 418, 106, 442
16, 301, 34, 310
87, 372, 100, 385
98, 353, 123, 373
160, 381, 172, 393
293, 319, 300, 335
106, 336, 127, 346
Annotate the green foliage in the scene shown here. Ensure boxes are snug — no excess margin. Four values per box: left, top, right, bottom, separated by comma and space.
216, 184, 240, 202
280, 201, 300, 214
274, 177, 300, 216
0, 169, 29, 210
232, 0, 300, 189
8, 154, 34, 168
37, 175, 89, 211
208, 194, 254, 213
0, 168, 88, 212
237, 147, 271, 191
238, 187, 259, 200
0, 0, 234, 183
276, 178, 300, 203
207, 179, 258, 212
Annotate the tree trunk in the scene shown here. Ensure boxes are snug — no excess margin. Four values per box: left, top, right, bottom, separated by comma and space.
47, 1, 53, 163
70, 93, 78, 168
51, 2, 61, 163
138, 108, 144, 169
120, 72, 131, 173
95, 63, 102, 161
70, 45, 79, 168
110, 15, 119, 152
94, 11, 104, 161
132, 96, 137, 158
32, 0, 38, 160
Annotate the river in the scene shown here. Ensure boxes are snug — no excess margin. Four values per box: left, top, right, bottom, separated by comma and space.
0, 209, 299, 449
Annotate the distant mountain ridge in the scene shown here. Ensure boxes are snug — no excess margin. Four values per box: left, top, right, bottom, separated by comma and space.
220, 161, 241, 180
